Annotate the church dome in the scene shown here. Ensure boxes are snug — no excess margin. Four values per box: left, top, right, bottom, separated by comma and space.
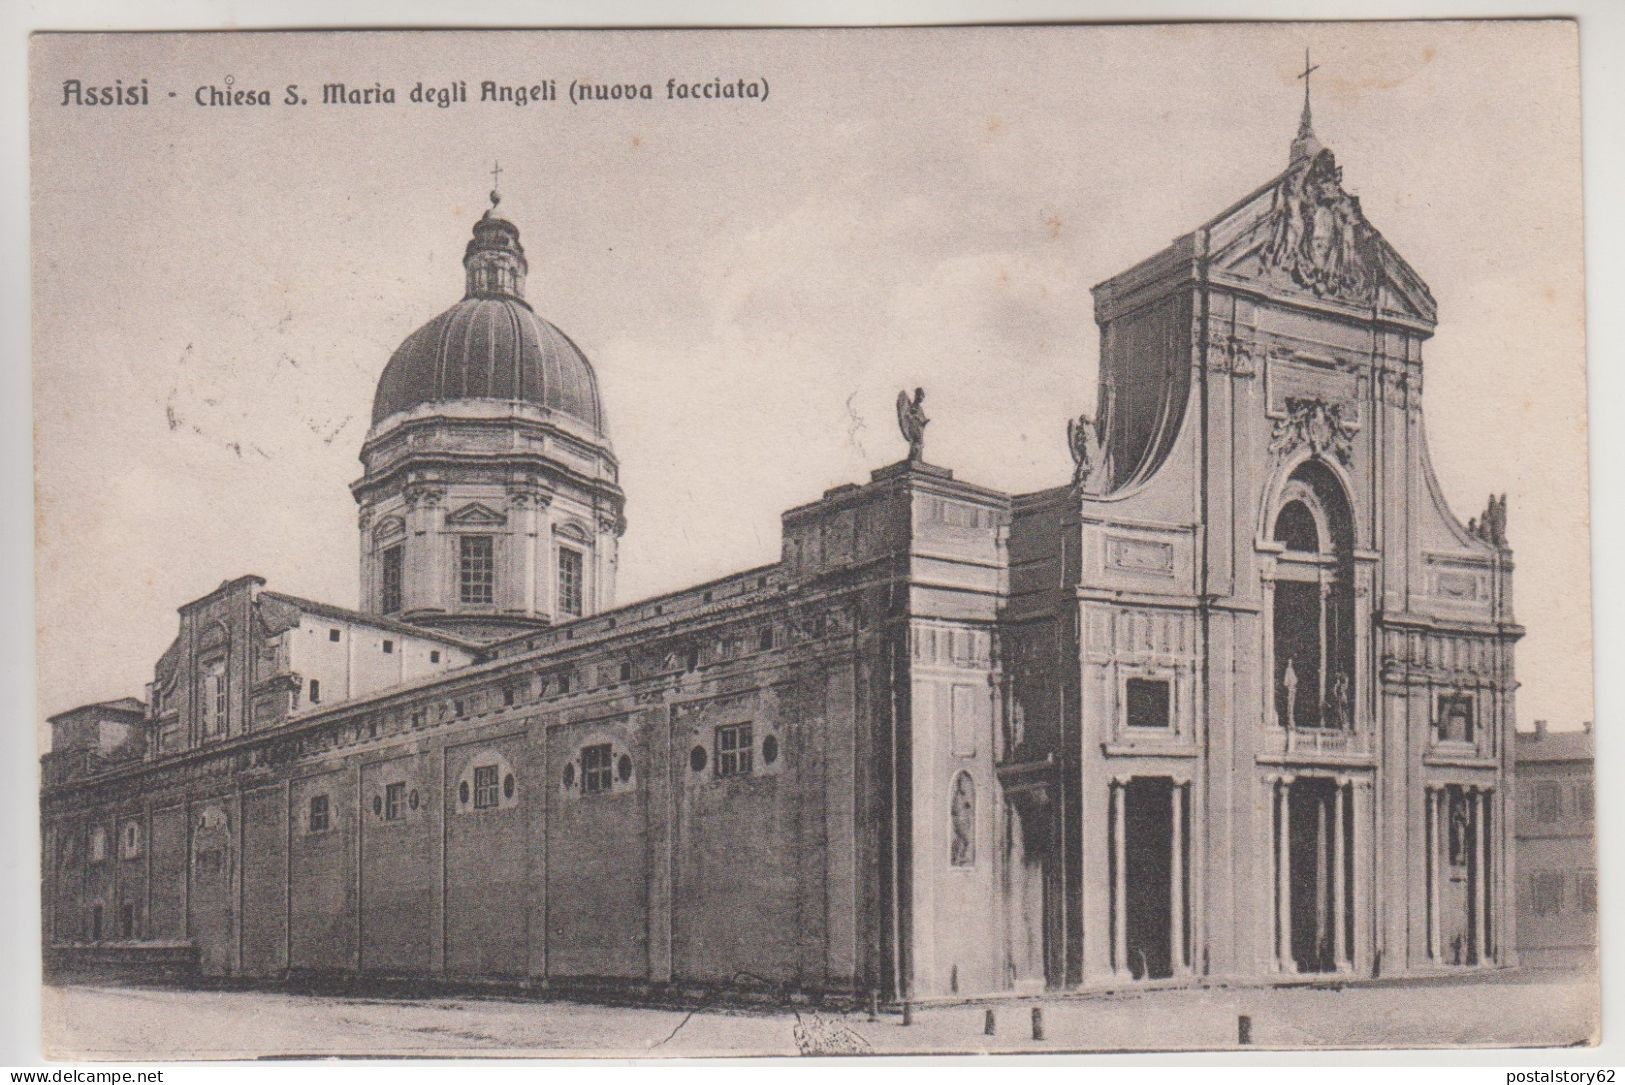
371, 296, 605, 430
369, 196, 606, 433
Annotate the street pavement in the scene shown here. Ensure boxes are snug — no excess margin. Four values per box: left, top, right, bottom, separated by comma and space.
41, 968, 1597, 1060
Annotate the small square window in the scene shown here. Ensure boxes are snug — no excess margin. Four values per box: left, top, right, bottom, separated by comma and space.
384, 782, 406, 821
308, 794, 330, 833
716, 723, 754, 778
1125, 678, 1172, 729
430, 650, 441, 664
329, 629, 341, 642
382, 639, 394, 655
582, 744, 613, 794
473, 765, 500, 809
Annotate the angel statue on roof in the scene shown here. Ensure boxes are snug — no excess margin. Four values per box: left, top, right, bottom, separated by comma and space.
896, 387, 929, 463
1067, 412, 1101, 492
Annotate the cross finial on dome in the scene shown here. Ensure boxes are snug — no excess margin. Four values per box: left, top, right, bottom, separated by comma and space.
490, 160, 503, 209
1290, 48, 1325, 165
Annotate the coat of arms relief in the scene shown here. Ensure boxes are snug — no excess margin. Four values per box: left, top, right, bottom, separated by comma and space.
1259, 148, 1383, 304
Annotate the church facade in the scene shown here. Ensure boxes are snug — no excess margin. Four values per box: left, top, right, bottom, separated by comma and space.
39, 104, 1521, 1000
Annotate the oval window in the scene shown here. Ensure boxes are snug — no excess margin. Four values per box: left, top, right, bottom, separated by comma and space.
762, 734, 779, 765
459, 781, 470, 805
617, 754, 633, 782
409, 789, 420, 810
504, 773, 515, 799
372, 795, 382, 816
562, 763, 575, 789
690, 745, 707, 772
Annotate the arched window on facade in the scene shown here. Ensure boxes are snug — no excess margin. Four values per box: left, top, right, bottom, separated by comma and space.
1271, 461, 1355, 730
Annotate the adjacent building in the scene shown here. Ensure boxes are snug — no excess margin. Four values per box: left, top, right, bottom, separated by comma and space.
40, 96, 1522, 999
1514, 723, 1596, 969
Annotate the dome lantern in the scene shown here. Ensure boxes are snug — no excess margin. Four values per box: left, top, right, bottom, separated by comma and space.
463, 188, 528, 300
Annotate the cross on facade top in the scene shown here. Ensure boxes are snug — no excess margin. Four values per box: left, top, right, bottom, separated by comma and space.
1297, 48, 1319, 89
1295, 47, 1319, 141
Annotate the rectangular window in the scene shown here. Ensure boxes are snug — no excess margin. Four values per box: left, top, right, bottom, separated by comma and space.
1437, 694, 1475, 742
329, 628, 341, 642
558, 547, 584, 618
1126, 677, 1172, 729
384, 782, 406, 821
308, 794, 330, 833
1578, 870, 1597, 914
203, 659, 227, 736
619, 661, 632, 682
1535, 782, 1563, 824
89, 827, 107, 863
430, 650, 441, 664
503, 686, 516, 707
309, 679, 321, 705
473, 764, 500, 808
120, 822, 141, 860
716, 723, 754, 778
1533, 871, 1564, 917
459, 535, 495, 604
1575, 782, 1594, 820
382, 639, 394, 655
582, 743, 613, 794
380, 544, 404, 614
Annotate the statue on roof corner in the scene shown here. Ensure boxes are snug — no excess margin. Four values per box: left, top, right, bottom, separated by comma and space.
896, 387, 928, 463
1470, 493, 1509, 547
1067, 412, 1102, 492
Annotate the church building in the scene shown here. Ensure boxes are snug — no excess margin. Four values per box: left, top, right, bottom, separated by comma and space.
40, 92, 1521, 1000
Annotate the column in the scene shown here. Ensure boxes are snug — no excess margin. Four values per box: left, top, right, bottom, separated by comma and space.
1318, 578, 1332, 718
1112, 778, 1128, 977
1352, 780, 1371, 975
1474, 787, 1489, 965
1426, 786, 1441, 963
1333, 779, 1347, 970
1262, 569, 1277, 727
1276, 775, 1293, 972
1170, 781, 1185, 975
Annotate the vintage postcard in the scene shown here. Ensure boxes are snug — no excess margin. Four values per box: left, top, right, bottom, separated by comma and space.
30, 22, 1594, 1060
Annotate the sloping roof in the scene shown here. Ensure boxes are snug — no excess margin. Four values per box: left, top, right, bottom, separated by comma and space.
46, 696, 148, 725
259, 591, 483, 651
1515, 728, 1593, 764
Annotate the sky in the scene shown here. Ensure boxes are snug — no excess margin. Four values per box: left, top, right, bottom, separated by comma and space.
29, 22, 1590, 738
